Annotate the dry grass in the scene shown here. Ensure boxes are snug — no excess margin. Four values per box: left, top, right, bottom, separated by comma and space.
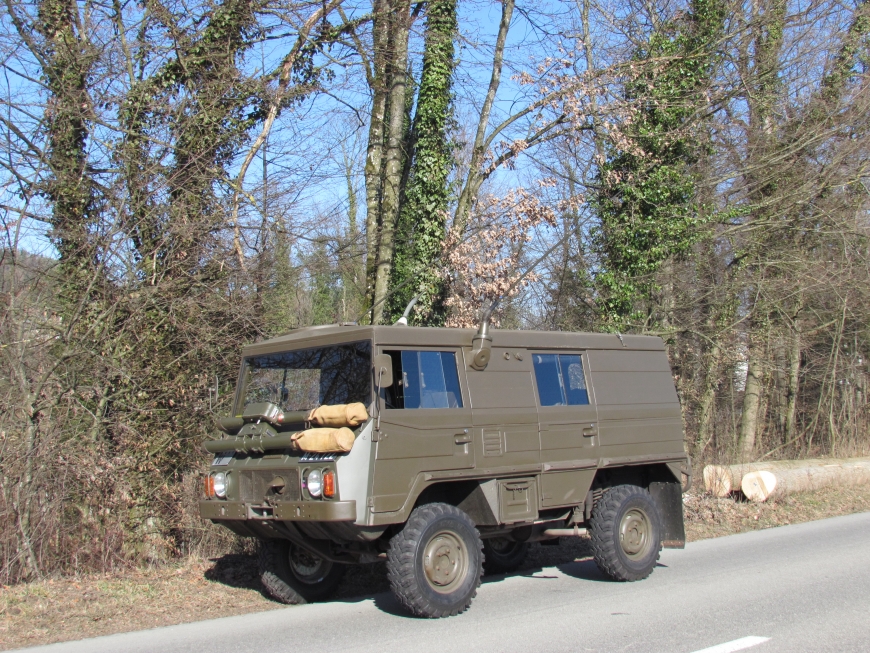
683, 483, 870, 541
0, 557, 276, 651
2, 484, 870, 651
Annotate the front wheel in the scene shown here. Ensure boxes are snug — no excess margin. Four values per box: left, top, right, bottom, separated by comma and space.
259, 540, 346, 604
386, 503, 483, 618
589, 485, 662, 582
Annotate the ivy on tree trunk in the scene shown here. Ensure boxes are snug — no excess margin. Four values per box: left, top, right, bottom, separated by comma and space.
35, 0, 96, 284
592, 0, 726, 331
387, 0, 458, 325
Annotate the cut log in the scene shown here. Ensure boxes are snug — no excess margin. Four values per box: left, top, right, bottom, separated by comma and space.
702, 457, 870, 497
740, 470, 777, 502
703, 465, 736, 497
741, 460, 870, 502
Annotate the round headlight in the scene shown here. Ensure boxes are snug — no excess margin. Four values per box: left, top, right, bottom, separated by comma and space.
213, 472, 227, 499
307, 469, 322, 498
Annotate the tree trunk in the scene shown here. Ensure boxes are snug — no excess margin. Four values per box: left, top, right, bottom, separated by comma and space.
389, 0, 459, 323
16, 406, 41, 580
371, 0, 412, 324
30, 0, 96, 287
696, 340, 722, 451
364, 0, 392, 316
734, 0, 785, 459
452, 0, 514, 235
739, 340, 765, 459
784, 328, 801, 443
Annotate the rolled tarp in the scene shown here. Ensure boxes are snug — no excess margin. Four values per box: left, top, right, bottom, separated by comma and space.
291, 427, 356, 453
307, 403, 369, 428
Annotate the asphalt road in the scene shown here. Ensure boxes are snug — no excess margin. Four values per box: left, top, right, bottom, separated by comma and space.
16, 512, 870, 653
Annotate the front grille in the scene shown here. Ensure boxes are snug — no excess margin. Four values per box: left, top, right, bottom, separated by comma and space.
238, 468, 300, 502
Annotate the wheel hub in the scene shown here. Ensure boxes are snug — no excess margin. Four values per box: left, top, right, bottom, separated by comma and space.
288, 546, 329, 584
423, 531, 468, 593
619, 508, 650, 559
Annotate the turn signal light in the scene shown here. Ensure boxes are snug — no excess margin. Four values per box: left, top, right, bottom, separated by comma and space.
323, 470, 335, 498
204, 475, 215, 499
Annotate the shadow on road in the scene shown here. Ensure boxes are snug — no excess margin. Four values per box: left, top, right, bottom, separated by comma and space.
202, 537, 613, 615
555, 558, 609, 582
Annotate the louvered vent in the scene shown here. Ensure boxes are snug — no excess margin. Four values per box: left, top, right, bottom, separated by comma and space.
483, 429, 504, 457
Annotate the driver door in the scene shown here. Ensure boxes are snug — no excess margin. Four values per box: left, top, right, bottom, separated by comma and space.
370, 348, 473, 513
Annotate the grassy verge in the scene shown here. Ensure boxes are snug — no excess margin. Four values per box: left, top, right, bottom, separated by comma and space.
3, 484, 870, 651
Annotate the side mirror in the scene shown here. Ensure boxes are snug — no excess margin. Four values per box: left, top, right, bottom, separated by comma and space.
374, 353, 393, 388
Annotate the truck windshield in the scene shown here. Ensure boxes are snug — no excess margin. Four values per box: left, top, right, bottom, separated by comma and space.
240, 341, 371, 413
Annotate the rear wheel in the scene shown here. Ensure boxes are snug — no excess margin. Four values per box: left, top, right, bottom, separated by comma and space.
589, 485, 662, 582
482, 538, 529, 574
386, 503, 483, 618
259, 539, 345, 604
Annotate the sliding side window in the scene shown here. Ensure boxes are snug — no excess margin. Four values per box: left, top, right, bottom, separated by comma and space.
384, 351, 463, 409
532, 353, 589, 406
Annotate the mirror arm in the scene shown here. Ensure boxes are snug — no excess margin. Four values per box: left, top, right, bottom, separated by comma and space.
394, 293, 423, 326
468, 236, 570, 371
376, 368, 383, 432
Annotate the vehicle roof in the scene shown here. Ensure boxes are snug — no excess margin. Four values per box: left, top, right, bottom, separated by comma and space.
241, 324, 665, 357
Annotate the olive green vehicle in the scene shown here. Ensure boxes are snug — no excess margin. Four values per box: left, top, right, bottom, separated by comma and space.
200, 317, 690, 618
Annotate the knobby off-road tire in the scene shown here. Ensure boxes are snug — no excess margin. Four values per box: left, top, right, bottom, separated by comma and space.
482, 538, 529, 575
589, 485, 662, 582
259, 539, 345, 604
386, 502, 484, 618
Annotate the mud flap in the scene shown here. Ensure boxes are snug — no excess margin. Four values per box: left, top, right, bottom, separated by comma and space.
649, 481, 685, 549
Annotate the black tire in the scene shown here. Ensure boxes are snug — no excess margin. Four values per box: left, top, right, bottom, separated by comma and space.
386, 502, 483, 618
589, 484, 662, 582
482, 538, 529, 575
259, 539, 346, 604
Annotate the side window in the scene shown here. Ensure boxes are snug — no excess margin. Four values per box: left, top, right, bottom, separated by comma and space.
533, 353, 590, 406
383, 350, 463, 409
560, 355, 589, 405
532, 354, 564, 406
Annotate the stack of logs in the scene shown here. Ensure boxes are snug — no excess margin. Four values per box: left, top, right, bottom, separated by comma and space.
703, 457, 870, 502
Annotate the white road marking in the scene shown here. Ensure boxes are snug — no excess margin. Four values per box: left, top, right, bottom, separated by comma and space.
688, 636, 771, 653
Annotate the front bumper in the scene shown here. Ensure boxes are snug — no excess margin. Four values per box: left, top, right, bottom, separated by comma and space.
199, 499, 356, 522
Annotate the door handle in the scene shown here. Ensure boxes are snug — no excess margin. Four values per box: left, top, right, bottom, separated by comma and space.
582, 423, 598, 437
454, 429, 471, 444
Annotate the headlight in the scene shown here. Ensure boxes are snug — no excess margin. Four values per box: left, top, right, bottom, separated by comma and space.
307, 469, 322, 498
212, 472, 227, 499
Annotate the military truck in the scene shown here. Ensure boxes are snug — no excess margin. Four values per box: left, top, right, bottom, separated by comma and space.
200, 316, 689, 618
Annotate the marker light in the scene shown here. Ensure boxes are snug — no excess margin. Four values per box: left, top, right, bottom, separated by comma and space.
323, 470, 335, 498
307, 469, 323, 498
204, 475, 215, 499
213, 472, 227, 499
